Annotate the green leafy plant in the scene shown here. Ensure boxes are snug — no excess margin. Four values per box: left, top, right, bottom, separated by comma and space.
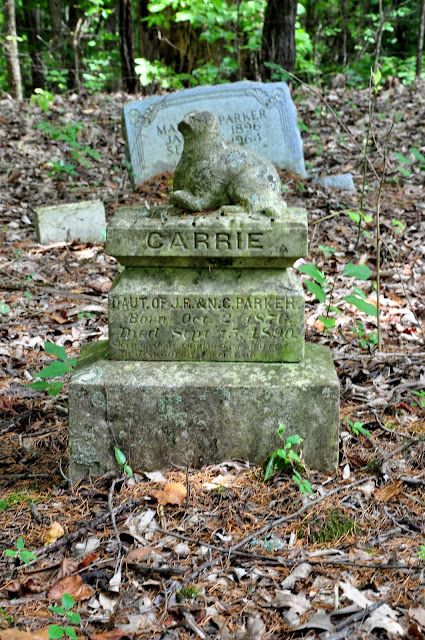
0, 302, 10, 314
48, 593, 80, 639
77, 310, 93, 319
176, 586, 202, 602
5, 537, 36, 567
264, 424, 313, 494
350, 320, 378, 351
394, 148, 425, 178
345, 418, 372, 438
25, 341, 77, 397
418, 544, 425, 561
36, 120, 102, 172
114, 447, 134, 478
411, 390, 425, 410
30, 88, 54, 112
298, 262, 377, 331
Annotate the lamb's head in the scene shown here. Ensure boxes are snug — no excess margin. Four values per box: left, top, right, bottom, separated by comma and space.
178, 111, 219, 138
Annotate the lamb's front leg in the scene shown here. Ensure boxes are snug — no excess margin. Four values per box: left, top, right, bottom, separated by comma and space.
170, 190, 209, 212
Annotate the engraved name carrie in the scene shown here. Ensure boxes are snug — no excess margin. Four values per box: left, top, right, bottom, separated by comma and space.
144, 230, 265, 252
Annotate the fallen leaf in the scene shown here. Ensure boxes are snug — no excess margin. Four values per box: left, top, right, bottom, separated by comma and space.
123, 546, 154, 563
375, 483, 403, 502
77, 552, 97, 571
0, 630, 49, 640
246, 615, 265, 640
45, 521, 65, 545
90, 630, 128, 640
203, 474, 235, 491
48, 573, 94, 601
89, 279, 112, 294
271, 589, 312, 615
152, 482, 187, 506
410, 606, 425, 628
280, 563, 312, 589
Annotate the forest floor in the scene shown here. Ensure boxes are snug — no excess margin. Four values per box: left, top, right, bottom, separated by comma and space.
0, 80, 424, 640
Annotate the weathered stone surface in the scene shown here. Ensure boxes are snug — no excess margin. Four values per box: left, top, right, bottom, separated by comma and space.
106, 205, 307, 268
313, 173, 356, 191
108, 267, 304, 362
170, 111, 286, 217
68, 341, 339, 480
122, 81, 306, 187
34, 200, 106, 244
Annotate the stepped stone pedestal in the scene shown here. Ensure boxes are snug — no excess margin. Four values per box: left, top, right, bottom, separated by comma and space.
69, 205, 340, 480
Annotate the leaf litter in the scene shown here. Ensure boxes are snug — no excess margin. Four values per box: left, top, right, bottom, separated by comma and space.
0, 82, 425, 638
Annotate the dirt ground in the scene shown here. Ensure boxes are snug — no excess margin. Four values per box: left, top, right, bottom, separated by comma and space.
0, 80, 424, 639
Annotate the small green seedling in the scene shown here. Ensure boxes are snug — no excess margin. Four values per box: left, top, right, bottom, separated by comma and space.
30, 88, 54, 112
345, 418, 372, 438
48, 593, 80, 639
351, 320, 378, 351
318, 244, 336, 258
5, 537, 36, 567
114, 447, 134, 478
176, 586, 201, 602
411, 390, 425, 410
418, 545, 425, 561
292, 470, 313, 495
77, 310, 93, 319
264, 424, 313, 494
0, 303, 10, 314
25, 341, 77, 397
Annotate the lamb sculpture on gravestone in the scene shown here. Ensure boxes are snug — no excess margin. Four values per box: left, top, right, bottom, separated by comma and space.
170, 111, 287, 218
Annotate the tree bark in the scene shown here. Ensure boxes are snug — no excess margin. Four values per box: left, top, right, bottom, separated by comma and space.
119, 0, 139, 93
417, 0, 425, 77
23, 5, 46, 90
48, 0, 63, 41
261, 0, 297, 79
3, 0, 23, 100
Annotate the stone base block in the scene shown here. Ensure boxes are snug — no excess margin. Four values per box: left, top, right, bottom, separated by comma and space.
68, 341, 339, 481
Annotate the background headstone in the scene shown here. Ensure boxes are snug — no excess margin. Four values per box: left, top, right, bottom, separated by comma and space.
122, 81, 306, 187
34, 200, 106, 244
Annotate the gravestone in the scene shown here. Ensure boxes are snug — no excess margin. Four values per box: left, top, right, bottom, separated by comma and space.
34, 200, 106, 244
122, 81, 306, 187
68, 111, 339, 480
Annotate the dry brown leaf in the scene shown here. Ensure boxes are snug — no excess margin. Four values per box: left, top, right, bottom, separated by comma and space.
151, 482, 187, 506
89, 279, 112, 294
48, 573, 94, 601
123, 546, 154, 563
375, 483, 403, 502
0, 629, 49, 640
45, 521, 65, 545
50, 311, 68, 324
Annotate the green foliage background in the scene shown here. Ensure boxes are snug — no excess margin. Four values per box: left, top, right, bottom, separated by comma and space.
0, 0, 424, 96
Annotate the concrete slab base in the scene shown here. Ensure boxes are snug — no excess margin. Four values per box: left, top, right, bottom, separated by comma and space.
68, 341, 339, 481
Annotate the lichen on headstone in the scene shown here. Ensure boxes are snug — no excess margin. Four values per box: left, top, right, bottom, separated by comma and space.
170, 111, 287, 217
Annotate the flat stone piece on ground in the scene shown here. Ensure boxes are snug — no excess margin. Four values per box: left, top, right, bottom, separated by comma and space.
106, 205, 307, 268
34, 200, 106, 244
122, 81, 306, 187
108, 267, 305, 362
313, 173, 356, 191
68, 341, 339, 480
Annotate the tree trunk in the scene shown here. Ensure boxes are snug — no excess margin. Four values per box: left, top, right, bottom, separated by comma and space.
261, 0, 297, 79
119, 0, 139, 93
136, 0, 160, 60
23, 5, 46, 90
417, 0, 425, 77
48, 0, 63, 41
3, 0, 23, 100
